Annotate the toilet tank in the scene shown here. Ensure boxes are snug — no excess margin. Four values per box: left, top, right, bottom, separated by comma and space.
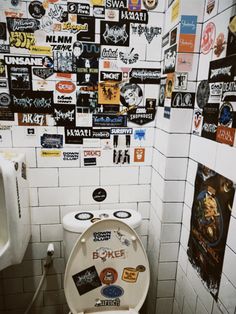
62, 209, 142, 261
0, 151, 31, 271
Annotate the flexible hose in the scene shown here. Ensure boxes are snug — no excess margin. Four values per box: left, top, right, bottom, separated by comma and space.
24, 266, 47, 314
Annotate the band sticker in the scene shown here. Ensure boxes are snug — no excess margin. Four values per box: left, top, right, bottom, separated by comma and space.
119, 9, 148, 24
196, 80, 210, 109
101, 285, 124, 298
202, 104, 219, 141
6, 17, 40, 33
65, 127, 92, 144
92, 188, 107, 202
177, 53, 193, 72
218, 102, 233, 128
93, 247, 126, 262
201, 22, 216, 54
7, 65, 32, 91
100, 21, 130, 46
11, 91, 54, 113
113, 149, 130, 164
33, 68, 54, 80
171, 92, 195, 109
208, 56, 235, 83
100, 71, 122, 82
98, 82, 120, 104
114, 228, 131, 246
174, 72, 188, 90
93, 114, 127, 127
111, 128, 132, 135
0, 93, 14, 121
41, 133, 63, 148
72, 266, 102, 296
77, 16, 95, 42
163, 44, 177, 74
131, 24, 162, 44
18, 113, 46, 126
216, 126, 235, 146
53, 104, 75, 126
100, 268, 118, 285
129, 68, 161, 84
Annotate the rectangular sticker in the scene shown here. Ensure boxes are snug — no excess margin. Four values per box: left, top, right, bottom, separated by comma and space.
11, 91, 54, 113
129, 68, 161, 84
93, 114, 127, 127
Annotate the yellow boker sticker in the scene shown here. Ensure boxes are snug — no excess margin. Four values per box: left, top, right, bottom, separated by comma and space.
41, 150, 61, 157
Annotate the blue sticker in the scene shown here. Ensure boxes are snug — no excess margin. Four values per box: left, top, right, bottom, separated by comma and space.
180, 15, 198, 35
101, 285, 124, 299
134, 129, 146, 140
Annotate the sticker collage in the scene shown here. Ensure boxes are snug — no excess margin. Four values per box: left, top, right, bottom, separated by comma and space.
193, 8, 236, 147
0, 0, 163, 165
70, 224, 147, 309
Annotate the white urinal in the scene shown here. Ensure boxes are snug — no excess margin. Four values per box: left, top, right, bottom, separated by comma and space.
0, 151, 31, 271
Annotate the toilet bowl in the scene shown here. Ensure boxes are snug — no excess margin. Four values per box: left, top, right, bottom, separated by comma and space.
64, 218, 150, 314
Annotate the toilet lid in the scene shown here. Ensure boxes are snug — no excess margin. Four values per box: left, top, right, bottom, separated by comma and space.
64, 219, 150, 314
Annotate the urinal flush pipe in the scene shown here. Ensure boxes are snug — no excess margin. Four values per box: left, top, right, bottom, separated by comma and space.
24, 243, 54, 314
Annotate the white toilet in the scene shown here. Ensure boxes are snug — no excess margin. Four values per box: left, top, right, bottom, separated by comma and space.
64, 218, 150, 314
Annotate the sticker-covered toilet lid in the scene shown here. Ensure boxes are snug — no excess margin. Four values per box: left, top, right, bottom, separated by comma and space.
64, 219, 150, 314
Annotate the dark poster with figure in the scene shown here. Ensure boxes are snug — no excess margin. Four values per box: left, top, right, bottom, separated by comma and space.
187, 163, 235, 300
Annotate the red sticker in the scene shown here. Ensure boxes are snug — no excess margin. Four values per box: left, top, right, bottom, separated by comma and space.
201, 22, 216, 54
56, 81, 76, 93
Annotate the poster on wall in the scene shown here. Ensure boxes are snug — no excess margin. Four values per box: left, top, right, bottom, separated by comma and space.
187, 163, 235, 300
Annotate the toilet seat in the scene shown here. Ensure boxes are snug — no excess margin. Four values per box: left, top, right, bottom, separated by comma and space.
64, 219, 150, 314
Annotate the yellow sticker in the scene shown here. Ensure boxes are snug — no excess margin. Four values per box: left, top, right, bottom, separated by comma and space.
229, 16, 236, 34
30, 46, 52, 56
41, 150, 61, 157
90, 0, 104, 5
171, 0, 180, 22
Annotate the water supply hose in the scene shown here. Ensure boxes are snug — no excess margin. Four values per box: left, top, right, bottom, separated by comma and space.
24, 243, 54, 314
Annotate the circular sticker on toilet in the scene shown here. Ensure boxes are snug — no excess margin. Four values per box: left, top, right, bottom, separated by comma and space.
92, 188, 107, 202
100, 268, 118, 285
201, 22, 216, 54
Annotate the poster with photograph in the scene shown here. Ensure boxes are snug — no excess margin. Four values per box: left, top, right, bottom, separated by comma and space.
187, 163, 235, 300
